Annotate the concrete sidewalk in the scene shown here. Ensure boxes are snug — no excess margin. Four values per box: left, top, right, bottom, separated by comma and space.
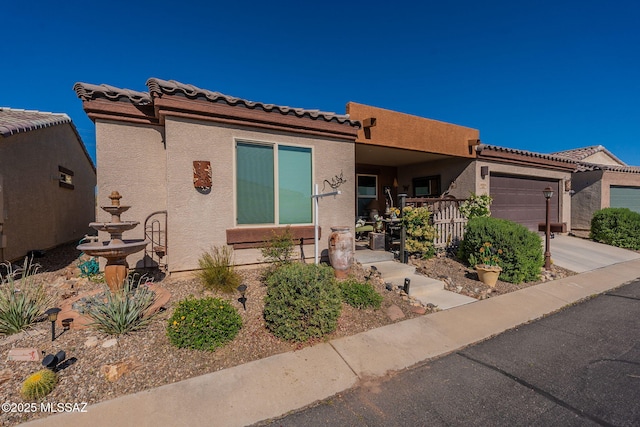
21, 258, 640, 427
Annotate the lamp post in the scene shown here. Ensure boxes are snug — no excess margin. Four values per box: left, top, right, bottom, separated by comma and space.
543, 187, 554, 270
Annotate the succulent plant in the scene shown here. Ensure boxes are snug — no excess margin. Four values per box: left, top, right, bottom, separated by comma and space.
20, 369, 57, 400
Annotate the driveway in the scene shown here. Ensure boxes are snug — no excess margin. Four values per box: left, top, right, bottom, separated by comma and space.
547, 234, 640, 273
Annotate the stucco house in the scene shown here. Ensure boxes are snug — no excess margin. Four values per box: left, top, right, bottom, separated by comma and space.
347, 103, 574, 231
74, 78, 359, 273
0, 108, 96, 262
553, 145, 640, 233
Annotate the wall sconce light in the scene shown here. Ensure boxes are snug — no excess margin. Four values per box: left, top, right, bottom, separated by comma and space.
237, 284, 247, 311
45, 307, 61, 342
480, 166, 489, 179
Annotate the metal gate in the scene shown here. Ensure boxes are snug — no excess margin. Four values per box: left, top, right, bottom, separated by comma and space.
144, 210, 167, 270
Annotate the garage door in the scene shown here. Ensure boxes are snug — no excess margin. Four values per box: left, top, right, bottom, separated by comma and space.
610, 186, 640, 213
490, 174, 559, 231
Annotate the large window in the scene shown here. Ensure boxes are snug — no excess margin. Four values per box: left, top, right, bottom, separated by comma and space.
236, 141, 312, 225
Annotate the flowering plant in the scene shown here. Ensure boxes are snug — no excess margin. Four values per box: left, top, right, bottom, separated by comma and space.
390, 207, 400, 217
477, 242, 503, 267
356, 218, 366, 228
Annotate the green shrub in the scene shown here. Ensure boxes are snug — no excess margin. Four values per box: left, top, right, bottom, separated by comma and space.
167, 297, 242, 351
264, 263, 341, 342
401, 206, 437, 258
459, 217, 543, 284
21, 369, 57, 400
590, 208, 640, 250
0, 258, 52, 335
261, 226, 296, 266
339, 278, 383, 309
196, 246, 241, 293
459, 193, 493, 220
86, 276, 158, 335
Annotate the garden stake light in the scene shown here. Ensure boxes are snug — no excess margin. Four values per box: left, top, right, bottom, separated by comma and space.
237, 284, 247, 311
403, 278, 411, 294
45, 307, 61, 342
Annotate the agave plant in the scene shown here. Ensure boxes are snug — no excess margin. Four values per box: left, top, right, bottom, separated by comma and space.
0, 258, 52, 335
86, 275, 158, 335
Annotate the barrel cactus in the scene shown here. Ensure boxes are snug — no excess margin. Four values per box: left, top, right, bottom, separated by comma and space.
21, 369, 57, 400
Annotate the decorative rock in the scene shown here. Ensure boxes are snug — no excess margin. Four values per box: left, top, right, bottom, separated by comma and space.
100, 359, 140, 382
385, 304, 405, 321
84, 336, 99, 348
7, 348, 41, 362
0, 368, 12, 385
411, 306, 427, 315
102, 338, 118, 348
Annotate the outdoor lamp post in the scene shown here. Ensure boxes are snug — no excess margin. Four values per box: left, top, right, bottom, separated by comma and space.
45, 307, 61, 342
543, 187, 554, 270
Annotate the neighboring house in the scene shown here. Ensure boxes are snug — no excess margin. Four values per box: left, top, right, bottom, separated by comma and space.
74, 78, 359, 273
554, 145, 640, 233
347, 103, 574, 231
0, 108, 96, 262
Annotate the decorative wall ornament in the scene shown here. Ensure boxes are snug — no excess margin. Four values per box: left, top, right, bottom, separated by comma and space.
193, 161, 212, 191
322, 171, 346, 192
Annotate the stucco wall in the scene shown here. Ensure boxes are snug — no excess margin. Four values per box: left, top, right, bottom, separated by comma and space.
571, 170, 603, 231
164, 116, 355, 272
94, 119, 166, 268
583, 151, 623, 166
347, 103, 479, 158
397, 157, 474, 198
0, 125, 96, 261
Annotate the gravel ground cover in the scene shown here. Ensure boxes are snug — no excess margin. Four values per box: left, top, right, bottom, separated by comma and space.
1, 242, 574, 426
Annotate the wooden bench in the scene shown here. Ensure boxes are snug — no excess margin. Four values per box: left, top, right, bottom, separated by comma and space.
226, 226, 319, 249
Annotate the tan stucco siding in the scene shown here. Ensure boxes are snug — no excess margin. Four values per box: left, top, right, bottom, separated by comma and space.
583, 151, 624, 166
94, 119, 166, 268
164, 116, 355, 272
397, 158, 475, 198
0, 125, 96, 261
571, 170, 603, 230
347, 102, 479, 158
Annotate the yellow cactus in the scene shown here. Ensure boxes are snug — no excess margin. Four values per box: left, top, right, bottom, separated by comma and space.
20, 369, 57, 400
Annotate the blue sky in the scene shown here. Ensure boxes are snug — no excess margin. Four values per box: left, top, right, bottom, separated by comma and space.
4, 1, 640, 165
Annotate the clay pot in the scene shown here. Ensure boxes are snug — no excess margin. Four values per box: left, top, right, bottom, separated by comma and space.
476, 265, 502, 287
328, 226, 354, 279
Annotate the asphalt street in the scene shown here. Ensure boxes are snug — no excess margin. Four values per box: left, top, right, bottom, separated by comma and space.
259, 280, 640, 427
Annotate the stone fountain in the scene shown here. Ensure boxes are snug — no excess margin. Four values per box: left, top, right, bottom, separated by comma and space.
77, 191, 149, 291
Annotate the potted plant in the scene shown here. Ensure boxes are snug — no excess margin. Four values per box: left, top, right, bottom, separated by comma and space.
475, 242, 503, 287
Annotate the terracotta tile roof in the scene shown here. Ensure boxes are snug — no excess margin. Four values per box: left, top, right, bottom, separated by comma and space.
552, 145, 626, 165
0, 107, 72, 137
476, 144, 577, 165
73, 82, 152, 105
145, 78, 359, 126
575, 162, 640, 174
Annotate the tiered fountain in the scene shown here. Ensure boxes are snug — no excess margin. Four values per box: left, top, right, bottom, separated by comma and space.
77, 191, 149, 291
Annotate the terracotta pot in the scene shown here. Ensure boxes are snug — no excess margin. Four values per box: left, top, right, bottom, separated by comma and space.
328, 226, 354, 279
476, 265, 502, 287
